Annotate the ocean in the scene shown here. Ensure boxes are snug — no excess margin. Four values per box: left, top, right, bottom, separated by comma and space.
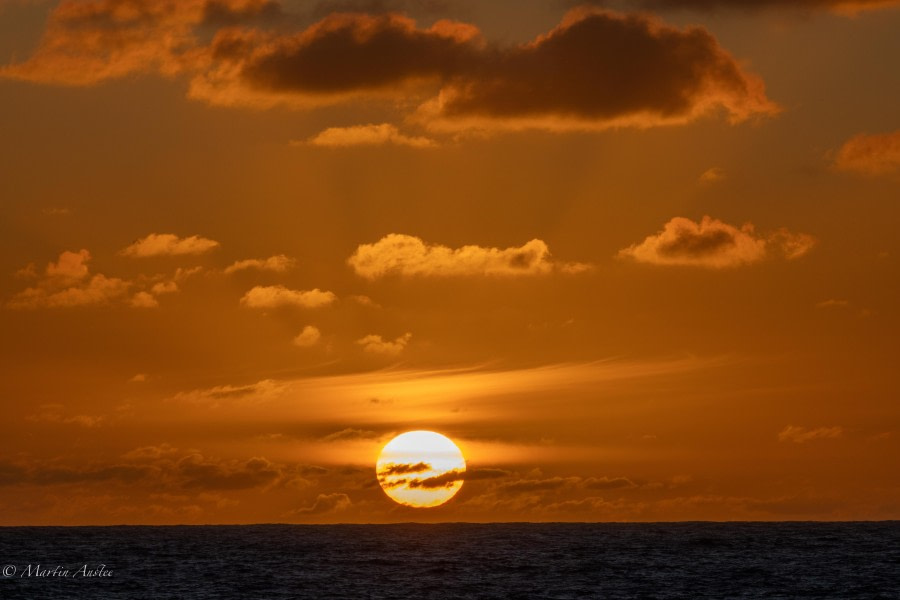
1, 522, 898, 598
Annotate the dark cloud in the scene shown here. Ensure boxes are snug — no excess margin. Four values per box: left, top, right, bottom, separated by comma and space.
498, 477, 578, 493
582, 476, 637, 490
0, 461, 153, 486
177, 454, 281, 490
615, 0, 900, 14
0, 462, 30, 486
212, 13, 481, 98
407, 469, 465, 489
421, 8, 776, 131
4, 3, 776, 133
378, 462, 431, 477
465, 468, 511, 481
320, 427, 381, 442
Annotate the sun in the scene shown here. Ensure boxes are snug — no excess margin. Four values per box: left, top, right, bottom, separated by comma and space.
376, 431, 466, 508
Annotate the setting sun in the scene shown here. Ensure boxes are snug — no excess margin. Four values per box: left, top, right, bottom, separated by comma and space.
376, 431, 466, 508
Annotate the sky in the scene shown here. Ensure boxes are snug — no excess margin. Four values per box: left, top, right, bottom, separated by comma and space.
0, 0, 899, 525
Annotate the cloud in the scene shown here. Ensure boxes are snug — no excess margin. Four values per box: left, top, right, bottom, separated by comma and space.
303, 123, 436, 148
26, 404, 105, 428
0, 0, 279, 85
406, 468, 465, 489
240, 285, 337, 309
121, 233, 220, 257
418, 8, 777, 132
778, 425, 844, 443
621, 0, 900, 15
617, 216, 816, 268
171, 378, 288, 407
465, 468, 512, 481
130, 373, 148, 383
130, 291, 159, 308
45, 249, 90, 281
189, 12, 482, 108
356, 332, 412, 357
177, 454, 281, 490
320, 428, 380, 442
834, 130, 900, 176
6, 250, 130, 309
224, 254, 295, 274
290, 492, 351, 515
699, 167, 726, 184
4, 4, 775, 133
377, 462, 431, 477
582, 476, 637, 490
348, 234, 588, 279
498, 477, 579, 493
293, 325, 322, 347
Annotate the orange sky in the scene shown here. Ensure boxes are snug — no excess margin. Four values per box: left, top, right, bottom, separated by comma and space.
0, 0, 898, 524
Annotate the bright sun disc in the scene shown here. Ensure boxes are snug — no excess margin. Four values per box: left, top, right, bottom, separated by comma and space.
376, 431, 466, 508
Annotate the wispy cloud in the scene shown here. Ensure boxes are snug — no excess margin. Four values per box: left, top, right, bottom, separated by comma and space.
834, 129, 900, 176
224, 255, 295, 274
303, 123, 436, 148
121, 233, 220, 257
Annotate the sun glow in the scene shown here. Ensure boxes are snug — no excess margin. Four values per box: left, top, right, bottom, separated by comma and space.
376, 431, 466, 508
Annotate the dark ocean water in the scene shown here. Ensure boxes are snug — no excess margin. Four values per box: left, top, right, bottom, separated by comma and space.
1, 522, 898, 599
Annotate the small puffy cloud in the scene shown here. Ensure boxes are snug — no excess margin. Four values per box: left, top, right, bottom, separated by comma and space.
778, 425, 844, 443
151, 281, 179, 295
834, 130, 900, 176
348, 234, 587, 279
46, 249, 90, 281
240, 285, 336, 309
130, 291, 160, 308
356, 332, 412, 357
224, 254, 295, 274
699, 167, 726, 184
293, 325, 321, 347
348, 294, 380, 308
290, 492, 351, 515
7, 250, 130, 309
617, 216, 815, 268
129, 374, 148, 383
121, 233, 220, 257
304, 123, 436, 148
